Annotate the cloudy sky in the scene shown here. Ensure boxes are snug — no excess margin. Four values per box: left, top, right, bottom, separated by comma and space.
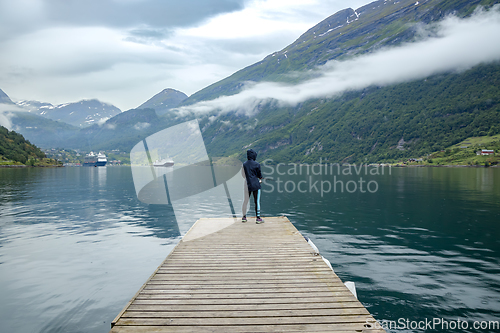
0, 0, 371, 110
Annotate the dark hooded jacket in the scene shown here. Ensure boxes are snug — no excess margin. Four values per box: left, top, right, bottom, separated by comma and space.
243, 149, 262, 192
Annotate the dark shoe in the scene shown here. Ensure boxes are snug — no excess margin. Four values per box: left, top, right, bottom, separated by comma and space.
242, 216, 247, 222
256, 217, 264, 224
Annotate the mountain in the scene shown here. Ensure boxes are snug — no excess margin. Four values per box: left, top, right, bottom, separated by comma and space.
186, 0, 500, 163
7, 99, 184, 151
137, 88, 188, 115
16, 99, 122, 127
182, 0, 496, 105
8, 112, 80, 149
0, 125, 48, 165
9, 107, 173, 152
2, 89, 185, 152
16, 100, 56, 112
202, 61, 500, 163
1, 91, 115, 148
0, 89, 14, 104
3, 0, 500, 164
76, 108, 170, 152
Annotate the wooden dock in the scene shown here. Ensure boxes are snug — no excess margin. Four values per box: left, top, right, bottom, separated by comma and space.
110, 216, 385, 332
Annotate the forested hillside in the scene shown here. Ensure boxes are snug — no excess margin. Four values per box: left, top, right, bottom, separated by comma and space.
0, 125, 57, 165
201, 61, 500, 163
9, 112, 81, 149
182, 0, 499, 105
186, 0, 500, 163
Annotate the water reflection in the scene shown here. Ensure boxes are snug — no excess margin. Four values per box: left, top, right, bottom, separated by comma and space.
263, 167, 500, 332
0, 166, 499, 333
0, 167, 179, 333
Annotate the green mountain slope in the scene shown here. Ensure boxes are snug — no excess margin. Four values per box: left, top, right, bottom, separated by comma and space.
0, 125, 55, 165
180, 0, 500, 164
10, 112, 80, 148
77, 108, 171, 152
202, 61, 500, 163
410, 134, 500, 166
9, 108, 177, 152
182, 0, 498, 105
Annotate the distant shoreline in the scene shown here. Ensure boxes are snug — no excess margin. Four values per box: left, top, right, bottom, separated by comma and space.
0, 164, 63, 168
394, 164, 499, 168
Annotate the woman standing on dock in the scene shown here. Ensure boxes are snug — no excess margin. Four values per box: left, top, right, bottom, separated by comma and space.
242, 149, 264, 223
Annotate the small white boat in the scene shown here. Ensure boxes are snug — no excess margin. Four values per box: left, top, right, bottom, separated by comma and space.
153, 156, 174, 167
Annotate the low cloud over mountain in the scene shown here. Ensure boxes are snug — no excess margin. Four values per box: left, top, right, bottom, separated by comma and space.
176, 6, 500, 117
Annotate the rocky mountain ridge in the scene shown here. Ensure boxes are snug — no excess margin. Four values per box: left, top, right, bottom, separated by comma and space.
137, 88, 188, 115
15, 99, 122, 127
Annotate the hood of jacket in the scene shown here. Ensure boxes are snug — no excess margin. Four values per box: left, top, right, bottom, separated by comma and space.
247, 149, 257, 161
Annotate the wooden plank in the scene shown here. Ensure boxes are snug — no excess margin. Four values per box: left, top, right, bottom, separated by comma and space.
134, 291, 355, 300
159, 261, 325, 268
121, 308, 370, 318
147, 279, 342, 284
110, 217, 385, 332
141, 286, 349, 293
115, 314, 373, 325
127, 302, 365, 312
153, 271, 337, 278
160, 259, 322, 265
159, 261, 324, 267
131, 296, 360, 305
111, 325, 385, 333
148, 276, 339, 283
145, 281, 344, 287
179, 254, 311, 260
155, 268, 332, 274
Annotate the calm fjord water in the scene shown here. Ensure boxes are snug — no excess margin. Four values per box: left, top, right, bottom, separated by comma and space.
0, 166, 499, 332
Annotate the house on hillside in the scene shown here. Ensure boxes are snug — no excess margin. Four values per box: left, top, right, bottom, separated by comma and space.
477, 149, 495, 155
